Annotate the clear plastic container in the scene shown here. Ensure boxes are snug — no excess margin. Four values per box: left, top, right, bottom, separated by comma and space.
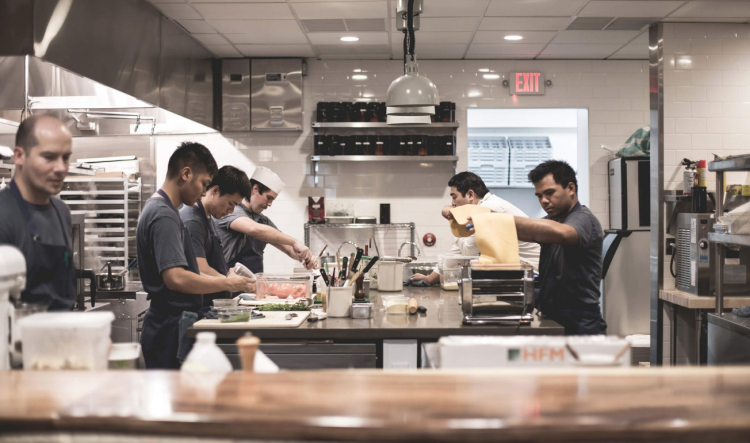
255, 274, 313, 299
109, 343, 141, 370
217, 307, 255, 323
19, 312, 115, 371
382, 295, 408, 315
212, 299, 237, 308
440, 268, 461, 291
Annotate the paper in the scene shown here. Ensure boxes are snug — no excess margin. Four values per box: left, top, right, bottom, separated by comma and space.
449, 205, 491, 238
471, 213, 521, 265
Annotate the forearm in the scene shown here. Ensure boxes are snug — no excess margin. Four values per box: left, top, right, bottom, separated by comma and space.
196, 257, 223, 277
163, 267, 231, 294
273, 243, 297, 260
231, 218, 296, 246
426, 272, 440, 285
514, 217, 578, 245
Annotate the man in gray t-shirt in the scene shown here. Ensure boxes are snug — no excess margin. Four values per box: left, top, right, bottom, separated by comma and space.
470, 161, 606, 335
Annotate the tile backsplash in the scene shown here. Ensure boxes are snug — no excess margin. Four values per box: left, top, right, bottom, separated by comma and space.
224, 58, 649, 274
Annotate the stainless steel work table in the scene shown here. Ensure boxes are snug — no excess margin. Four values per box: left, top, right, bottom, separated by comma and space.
187, 286, 563, 369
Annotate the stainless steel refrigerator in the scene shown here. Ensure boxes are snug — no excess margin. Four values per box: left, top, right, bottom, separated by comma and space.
602, 158, 651, 337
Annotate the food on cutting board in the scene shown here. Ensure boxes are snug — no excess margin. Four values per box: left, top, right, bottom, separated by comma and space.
257, 303, 311, 311
257, 282, 310, 299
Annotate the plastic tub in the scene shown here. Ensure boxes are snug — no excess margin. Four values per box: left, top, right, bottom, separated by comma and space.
255, 274, 312, 299
382, 295, 408, 315
109, 343, 141, 370
218, 307, 255, 323
377, 262, 404, 292
212, 299, 237, 308
440, 268, 461, 291
19, 312, 115, 371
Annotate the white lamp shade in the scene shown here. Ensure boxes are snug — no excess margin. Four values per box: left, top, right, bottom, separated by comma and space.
385, 73, 439, 109
386, 115, 431, 125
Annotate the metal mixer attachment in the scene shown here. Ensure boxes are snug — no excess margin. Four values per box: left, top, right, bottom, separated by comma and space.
458, 262, 535, 326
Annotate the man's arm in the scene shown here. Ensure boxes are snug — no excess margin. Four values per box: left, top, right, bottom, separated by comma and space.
272, 243, 318, 270
162, 266, 254, 294
410, 271, 440, 284
513, 216, 579, 246
230, 217, 315, 266
196, 257, 223, 277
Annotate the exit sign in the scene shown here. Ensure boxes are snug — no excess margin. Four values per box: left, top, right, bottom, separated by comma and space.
510, 72, 545, 96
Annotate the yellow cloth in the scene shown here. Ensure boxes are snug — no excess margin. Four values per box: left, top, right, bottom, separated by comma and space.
471, 213, 521, 265
449, 205, 491, 238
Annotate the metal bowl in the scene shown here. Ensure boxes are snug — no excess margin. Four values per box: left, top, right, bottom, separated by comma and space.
410, 266, 434, 276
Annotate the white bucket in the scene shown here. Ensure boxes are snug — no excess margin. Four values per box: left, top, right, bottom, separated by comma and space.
327, 286, 354, 318
377, 262, 404, 292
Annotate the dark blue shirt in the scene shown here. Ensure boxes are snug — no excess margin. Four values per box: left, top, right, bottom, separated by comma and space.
536, 203, 603, 314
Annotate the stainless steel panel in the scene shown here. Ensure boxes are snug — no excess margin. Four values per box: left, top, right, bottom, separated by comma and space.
87, 292, 150, 343
221, 59, 251, 132
708, 313, 750, 365
159, 17, 213, 128
649, 23, 665, 366
218, 343, 377, 370
609, 159, 623, 230
603, 231, 650, 336
0, 57, 25, 109
251, 58, 303, 132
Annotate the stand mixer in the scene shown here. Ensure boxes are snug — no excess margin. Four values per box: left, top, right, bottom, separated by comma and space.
0, 245, 26, 371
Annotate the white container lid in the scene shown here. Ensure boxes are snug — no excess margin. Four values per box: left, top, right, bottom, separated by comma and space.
18, 312, 115, 329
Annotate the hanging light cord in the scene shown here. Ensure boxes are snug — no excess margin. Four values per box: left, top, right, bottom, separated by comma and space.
402, 0, 416, 73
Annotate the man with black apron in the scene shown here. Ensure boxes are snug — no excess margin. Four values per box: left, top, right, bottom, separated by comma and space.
216, 166, 317, 274
137, 142, 254, 369
0, 115, 76, 311
511, 160, 607, 335
180, 165, 252, 306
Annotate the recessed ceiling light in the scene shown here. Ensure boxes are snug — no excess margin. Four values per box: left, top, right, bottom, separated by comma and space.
483, 74, 500, 80
353, 69, 362, 72
478, 68, 490, 72
504, 35, 523, 41
341, 36, 359, 42
352, 74, 368, 80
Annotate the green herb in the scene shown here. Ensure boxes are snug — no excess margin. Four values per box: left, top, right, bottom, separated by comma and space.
220, 313, 251, 323
257, 303, 311, 311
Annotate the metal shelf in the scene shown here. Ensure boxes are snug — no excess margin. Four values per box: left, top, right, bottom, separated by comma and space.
64, 177, 131, 183
312, 122, 459, 129
71, 209, 126, 215
64, 200, 127, 205
60, 190, 128, 196
708, 155, 750, 172
311, 155, 458, 162
305, 222, 415, 229
708, 232, 750, 247
85, 218, 125, 223
1, 163, 95, 175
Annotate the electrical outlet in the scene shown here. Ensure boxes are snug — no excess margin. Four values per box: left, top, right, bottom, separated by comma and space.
666, 238, 675, 255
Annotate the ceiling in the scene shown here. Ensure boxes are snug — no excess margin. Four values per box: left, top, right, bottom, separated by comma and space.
146, 0, 750, 60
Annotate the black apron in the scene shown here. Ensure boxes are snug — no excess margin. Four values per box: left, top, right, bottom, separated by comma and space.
140, 189, 203, 369
9, 180, 76, 311
228, 204, 265, 274
197, 200, 231, 304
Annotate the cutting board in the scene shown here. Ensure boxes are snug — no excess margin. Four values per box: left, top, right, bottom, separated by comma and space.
237, 293, 305, 306
193, 310, 310, 329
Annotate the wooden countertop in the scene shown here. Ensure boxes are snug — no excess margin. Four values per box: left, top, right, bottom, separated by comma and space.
188, 286, 564, 340
1, 368, 750, 442
660, 288, 750, 309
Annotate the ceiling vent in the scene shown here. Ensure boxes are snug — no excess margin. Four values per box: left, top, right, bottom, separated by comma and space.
302, 19, 346, 32
316, 44, 389, 55
567, 17, 614, 30
606, 17, 659, 31
345, 19, 386, 32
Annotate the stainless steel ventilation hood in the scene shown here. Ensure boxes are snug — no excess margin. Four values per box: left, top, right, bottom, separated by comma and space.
0, 0, 214, 129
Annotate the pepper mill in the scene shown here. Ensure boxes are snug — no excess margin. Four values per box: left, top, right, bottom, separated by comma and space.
236, 335, 261, 372
354, 274, 366, 302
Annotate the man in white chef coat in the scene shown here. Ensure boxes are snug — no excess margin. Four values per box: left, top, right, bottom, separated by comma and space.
216, 166, 317, 273
410, 171, 540, 285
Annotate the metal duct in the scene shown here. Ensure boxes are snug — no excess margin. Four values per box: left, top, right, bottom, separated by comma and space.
0, 0, 214, 128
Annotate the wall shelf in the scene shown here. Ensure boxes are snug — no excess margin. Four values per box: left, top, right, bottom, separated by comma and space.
311, 155, 458, 162
312, 122, 459, 129
708, 232, 750, 248
708, 155, 750, 172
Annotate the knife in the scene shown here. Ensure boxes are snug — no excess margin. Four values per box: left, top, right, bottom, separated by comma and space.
320, 267, 330, 286
341, 257, 348, 281
351, 248, 364, 273
346, 256, 379, 287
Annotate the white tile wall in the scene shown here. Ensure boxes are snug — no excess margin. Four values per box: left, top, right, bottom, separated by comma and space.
225, 58, 649, 273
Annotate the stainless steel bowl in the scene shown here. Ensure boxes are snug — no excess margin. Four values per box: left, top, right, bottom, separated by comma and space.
410, 266, 434, 276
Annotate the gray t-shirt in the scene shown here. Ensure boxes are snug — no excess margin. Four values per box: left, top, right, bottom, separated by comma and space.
0, 188, 72, 308
137, 197, 201, 314
215, 204, 279, 264
180, 204, 211, 260
537, 203, 603, 314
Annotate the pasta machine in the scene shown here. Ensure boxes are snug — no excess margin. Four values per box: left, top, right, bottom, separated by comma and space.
458, 262, 535, 326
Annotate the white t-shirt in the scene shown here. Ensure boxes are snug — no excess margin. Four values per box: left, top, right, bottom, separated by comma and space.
436, 192, 541, 272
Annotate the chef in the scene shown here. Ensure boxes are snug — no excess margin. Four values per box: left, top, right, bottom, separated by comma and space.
477, 160, 606, 335
137, 142, 254, 369
0, 115, 76, 311
410, 171, 540, 286
216, 166, 317, 273
180, 165, 252, 306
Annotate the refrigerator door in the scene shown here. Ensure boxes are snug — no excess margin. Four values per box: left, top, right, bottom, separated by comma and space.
602, 230, 651, 337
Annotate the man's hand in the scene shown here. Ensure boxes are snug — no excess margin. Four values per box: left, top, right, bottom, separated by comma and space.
441, 205, 455, 221
226, 272, 255, 293
293, 241, 318, 270
410, 273, 430, 282
410, 271, 439, 285
304, 256, 319, 270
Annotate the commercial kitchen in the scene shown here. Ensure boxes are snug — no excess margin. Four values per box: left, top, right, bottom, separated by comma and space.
2, 0, 750, 441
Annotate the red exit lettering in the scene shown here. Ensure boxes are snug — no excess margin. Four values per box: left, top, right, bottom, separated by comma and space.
515, 72, 541, 93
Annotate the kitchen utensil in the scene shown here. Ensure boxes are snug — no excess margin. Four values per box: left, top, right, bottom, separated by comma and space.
351, 302, 373, 319
408, 298, 419, 315
440, 268, 461, 291
237, 334, 261, 372
351, 248, 364, 272
327, 285, 354, 317
411, 266, 434, 276
96, 261, 125, 291
377, 261, 404, 292
318, 245, 328, 257
355, 216, 377, 224
233, 262, 255, 279
354, 275, 366, 301
326, 216, 354, 224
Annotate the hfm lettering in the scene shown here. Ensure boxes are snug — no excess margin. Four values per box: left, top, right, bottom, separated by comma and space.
522, 347, 565, 361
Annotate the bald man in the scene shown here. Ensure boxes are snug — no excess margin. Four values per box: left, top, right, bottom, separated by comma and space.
0, 115, 77, 311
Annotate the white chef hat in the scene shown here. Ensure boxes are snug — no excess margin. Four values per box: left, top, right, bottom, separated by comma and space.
251, 166, 285, 194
